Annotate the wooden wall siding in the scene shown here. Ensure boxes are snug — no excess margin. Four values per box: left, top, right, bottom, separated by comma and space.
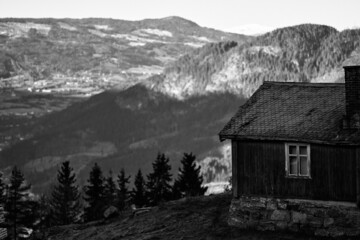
0, 207, 6, 240
234, 141, 356, 201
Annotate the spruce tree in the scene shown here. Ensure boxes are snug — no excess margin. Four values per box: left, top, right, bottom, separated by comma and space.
104, 171, 117, 207
131, 169, 147, 207
146, 153, 172, 206
0, 171, 5, 205
116, 168, 130, 211
83, 163, 105, 221
174, 153, 207, 198
50, 161, 81, 225
0, 171, 5, 233
5, 166, 33, 239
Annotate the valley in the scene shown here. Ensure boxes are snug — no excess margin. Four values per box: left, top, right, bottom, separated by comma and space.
1, 17, 360, 194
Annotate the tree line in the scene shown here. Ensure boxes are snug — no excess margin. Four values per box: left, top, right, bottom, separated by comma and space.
0, 152, 207, 239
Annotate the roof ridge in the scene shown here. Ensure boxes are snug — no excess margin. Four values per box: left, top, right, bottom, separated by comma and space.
263, 81, 344, 87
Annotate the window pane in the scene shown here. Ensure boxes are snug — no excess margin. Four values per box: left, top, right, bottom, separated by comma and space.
299, 146, 307, 155
300, 157, 308, 175
289, 146, 297, 155
289, 156, 298, 175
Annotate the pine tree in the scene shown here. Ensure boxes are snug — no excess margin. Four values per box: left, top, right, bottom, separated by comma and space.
0, 171, 5, 234
116, 168, 130, 211
131, 169, 147, 208
83, 163, 105, 221
104, 171, 117, 207
5, 166, 33, 239
0, 171, 5, 205
146, 153, 172, 206
174, 153, 207, 198
50, 161, 81, 225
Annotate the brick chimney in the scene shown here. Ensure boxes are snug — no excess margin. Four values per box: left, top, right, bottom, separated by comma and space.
344, 65, 360, 129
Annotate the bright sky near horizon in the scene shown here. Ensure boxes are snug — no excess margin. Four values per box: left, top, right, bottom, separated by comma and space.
1, 0, 359, 34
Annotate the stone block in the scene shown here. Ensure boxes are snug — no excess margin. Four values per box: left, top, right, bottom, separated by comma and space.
266, 202, 277, 210
240, 201, 265, 210
257, 221, 275, 231
345, 228, 360, 237
250, 211, 261, 220
228, 197, 360, 237
314, 229, 329, 237
275, 221, 288, 230
327, 208, 341, 218
277, 201, 287, 210
288, 223, 299, 232
307, 216, 323, 228
291, 211, 307, 224
313, 208, 326, 218
328, 227, 345, 238
270, 210, 290, 222
287, 202, 300, 211
228, 216, 247, 228
246, 219, 259, 229
323, 217, 334, 228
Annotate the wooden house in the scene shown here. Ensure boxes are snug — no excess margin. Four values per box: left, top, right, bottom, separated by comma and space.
219, 64, 360, 206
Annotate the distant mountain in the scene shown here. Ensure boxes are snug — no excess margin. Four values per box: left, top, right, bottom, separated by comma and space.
0, 85, 244, 193
0, 17, 250, 95
147, 24, 360, 99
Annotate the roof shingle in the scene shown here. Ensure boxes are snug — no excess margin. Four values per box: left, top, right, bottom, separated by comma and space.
219, 81, 360, 145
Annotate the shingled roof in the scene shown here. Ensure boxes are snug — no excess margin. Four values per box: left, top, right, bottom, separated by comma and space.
219, 81, 360, 145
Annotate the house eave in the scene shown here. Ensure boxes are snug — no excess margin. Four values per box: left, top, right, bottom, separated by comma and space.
219, 134, 360, 146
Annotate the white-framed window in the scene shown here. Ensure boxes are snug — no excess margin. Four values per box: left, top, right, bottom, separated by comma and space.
285, 143, 311, 178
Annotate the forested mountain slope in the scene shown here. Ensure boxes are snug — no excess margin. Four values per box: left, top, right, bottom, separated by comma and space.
147, 24, 360, 99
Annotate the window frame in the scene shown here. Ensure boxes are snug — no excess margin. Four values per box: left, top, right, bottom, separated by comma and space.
285, 143, 311, 179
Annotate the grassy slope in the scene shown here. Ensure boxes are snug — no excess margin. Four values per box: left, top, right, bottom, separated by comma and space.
47, 194, 319, 240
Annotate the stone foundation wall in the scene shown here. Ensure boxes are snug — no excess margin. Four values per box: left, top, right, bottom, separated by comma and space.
228, 196, 360, 237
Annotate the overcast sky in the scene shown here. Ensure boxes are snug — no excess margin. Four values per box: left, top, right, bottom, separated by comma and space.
1, 0, 359, 34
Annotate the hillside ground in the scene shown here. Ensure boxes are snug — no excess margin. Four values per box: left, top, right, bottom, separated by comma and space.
46, 193, 329, 240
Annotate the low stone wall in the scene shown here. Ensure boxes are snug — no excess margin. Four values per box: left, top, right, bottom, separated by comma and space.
228, 196, 360, 237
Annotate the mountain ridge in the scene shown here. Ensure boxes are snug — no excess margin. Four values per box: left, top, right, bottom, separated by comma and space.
146, 24, 360, 99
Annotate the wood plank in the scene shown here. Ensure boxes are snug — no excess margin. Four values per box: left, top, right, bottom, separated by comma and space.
231, 140, 238, 198
235, 140, 356, 201
356, 148, 360, 207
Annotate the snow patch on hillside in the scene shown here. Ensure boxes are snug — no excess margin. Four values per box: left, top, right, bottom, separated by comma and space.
112, 33, 167, 44
58, 22, 77, 31
185, 42, 206, 48
94, 25, 112, 30
134, 28, 173, 37
191, 36, 212, 42
129, 42, 146, 46
88, 29, 107, 37
0, 22, 51, 37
